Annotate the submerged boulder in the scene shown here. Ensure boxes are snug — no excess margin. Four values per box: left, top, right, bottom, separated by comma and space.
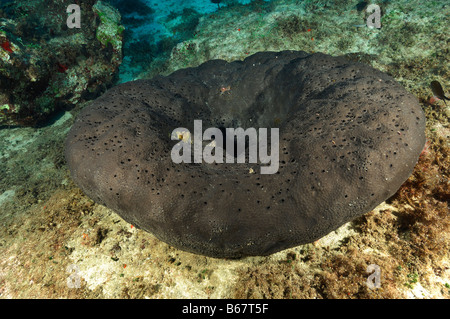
65, 50, 426, 258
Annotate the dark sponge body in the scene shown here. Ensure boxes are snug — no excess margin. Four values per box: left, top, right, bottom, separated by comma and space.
65, 51, 426, 258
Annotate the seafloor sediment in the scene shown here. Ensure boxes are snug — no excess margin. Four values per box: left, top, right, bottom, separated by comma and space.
0, 0, 449, 298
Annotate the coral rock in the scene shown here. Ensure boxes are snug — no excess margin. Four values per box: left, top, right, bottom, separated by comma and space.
0, 0, 123, 126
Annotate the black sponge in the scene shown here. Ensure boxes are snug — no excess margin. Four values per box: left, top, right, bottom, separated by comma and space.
65, 51, 426, 258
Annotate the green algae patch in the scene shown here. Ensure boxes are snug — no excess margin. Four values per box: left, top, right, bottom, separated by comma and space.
93, 1, 125, 51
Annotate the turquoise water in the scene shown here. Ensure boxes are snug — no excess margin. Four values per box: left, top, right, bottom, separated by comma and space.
111, 0, 256, 82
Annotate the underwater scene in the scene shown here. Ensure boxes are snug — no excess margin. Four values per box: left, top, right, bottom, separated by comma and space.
0, 0, 449, 300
